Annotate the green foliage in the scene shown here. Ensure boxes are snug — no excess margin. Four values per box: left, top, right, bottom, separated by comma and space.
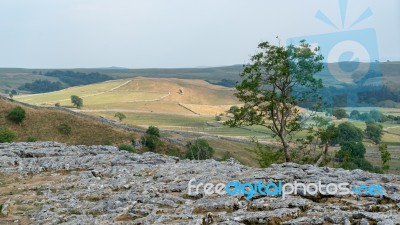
0, 126, 16, 143
208, 79, 237, 87
114, 112, 126, 122
365, 122, 383, 144
185, 139, 214, 160
349, 110, 361, 120
253, 142, 284, 167
146, 126, 160, 137
337, 141, 366, 159
58, 123, 72, 135
359, 112, 373, 122
225, 40, 324, 162
55, 102, 61, 107
228, 105, 240, 114
19, 80, 63, 93
141, 135, 160, 152
45, 70, 113, 87
338, 122, 363, 143
220, 151, 233, 161
6, 106, 26, 124
26, 136, 38, 142
118, 144, 135, 153
336, 141, 377, 172
71, 95, 83, 108
332, 108, 348, 119
166, 147, 182, 158
369, 109, 384, 122
379, 144, 391, 173
215, 115, 222, 121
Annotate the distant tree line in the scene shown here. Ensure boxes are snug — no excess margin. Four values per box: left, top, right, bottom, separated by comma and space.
207, 79, 237, 87
44, 70, 113, 86
18, 70, 113, 93
18, 80, 63, 93
331, 108, 400, 123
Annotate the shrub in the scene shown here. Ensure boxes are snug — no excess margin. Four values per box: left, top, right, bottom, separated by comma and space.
166, 147, 182, 158
55, 102, 60, 107
379, 144, 391, 173
338, 122, 363, 143
332, 108, 348, 119
58, 124, 72, 135
0, 126, 16, 143
6, 106, 26, 124
118, 144, 135, 153
336, 141, 366, 159
26, 136, 38, 142
146, 126, 160, 137
228, 105, 240, 114
185, 139, 214, 160
369, 109, 384, 122
141, 135, 160, 152
220, 151, 233, 161
365, 122, 383, 144
349, 110, 360, 120
215, 115, 222, 121
253, 142, 285, 167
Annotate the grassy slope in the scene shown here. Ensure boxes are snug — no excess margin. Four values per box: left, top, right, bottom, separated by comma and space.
0, 99, 139, 146
15, 77, 239, 115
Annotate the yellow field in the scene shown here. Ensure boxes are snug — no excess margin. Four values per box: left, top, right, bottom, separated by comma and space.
15, 77, 240, 116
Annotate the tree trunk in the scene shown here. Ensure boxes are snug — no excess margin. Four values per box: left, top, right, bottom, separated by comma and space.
281, 138, 291, 162
315, 142, 329, 166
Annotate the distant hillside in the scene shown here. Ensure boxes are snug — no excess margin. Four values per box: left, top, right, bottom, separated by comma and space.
2, 62, 400, 107
15, 78, 240, 116
0, 98, 139, 145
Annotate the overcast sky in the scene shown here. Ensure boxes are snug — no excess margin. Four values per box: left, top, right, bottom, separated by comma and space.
0, 0, 399, 68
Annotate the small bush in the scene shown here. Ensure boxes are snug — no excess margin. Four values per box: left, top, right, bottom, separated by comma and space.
118, 144, 135, 153
185, 139, 214, 160
55, 102, 61, 107
27, 136, 38, 142
58, 124, 72, 135
166, 148, 182, 158
215, 115, 222, 121
0, 126, 16, 143
141, 135, 160, 152
220, 151, 232, 161
146, 126, 160, 137
6, 106, 26, 124
253, 142, 284, 167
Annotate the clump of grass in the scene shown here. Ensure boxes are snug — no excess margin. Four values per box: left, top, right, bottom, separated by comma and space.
118, 144, 135, 153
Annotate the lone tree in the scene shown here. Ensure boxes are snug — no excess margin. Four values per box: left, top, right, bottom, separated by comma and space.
114, 112, 126, 122
71, 95, 83, 109
225, 41, 323, 162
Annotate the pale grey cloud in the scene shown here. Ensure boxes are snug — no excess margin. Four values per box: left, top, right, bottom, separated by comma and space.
0, 0, 398, 68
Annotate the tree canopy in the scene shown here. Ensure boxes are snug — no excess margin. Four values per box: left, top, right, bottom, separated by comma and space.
225, 40, 324, 162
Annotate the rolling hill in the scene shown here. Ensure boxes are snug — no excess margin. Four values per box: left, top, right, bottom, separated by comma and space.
15, 77, 240, 116
0, 97, 139, 146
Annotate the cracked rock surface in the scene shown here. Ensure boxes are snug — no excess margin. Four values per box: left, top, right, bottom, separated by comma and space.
0, 142, 399, 225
